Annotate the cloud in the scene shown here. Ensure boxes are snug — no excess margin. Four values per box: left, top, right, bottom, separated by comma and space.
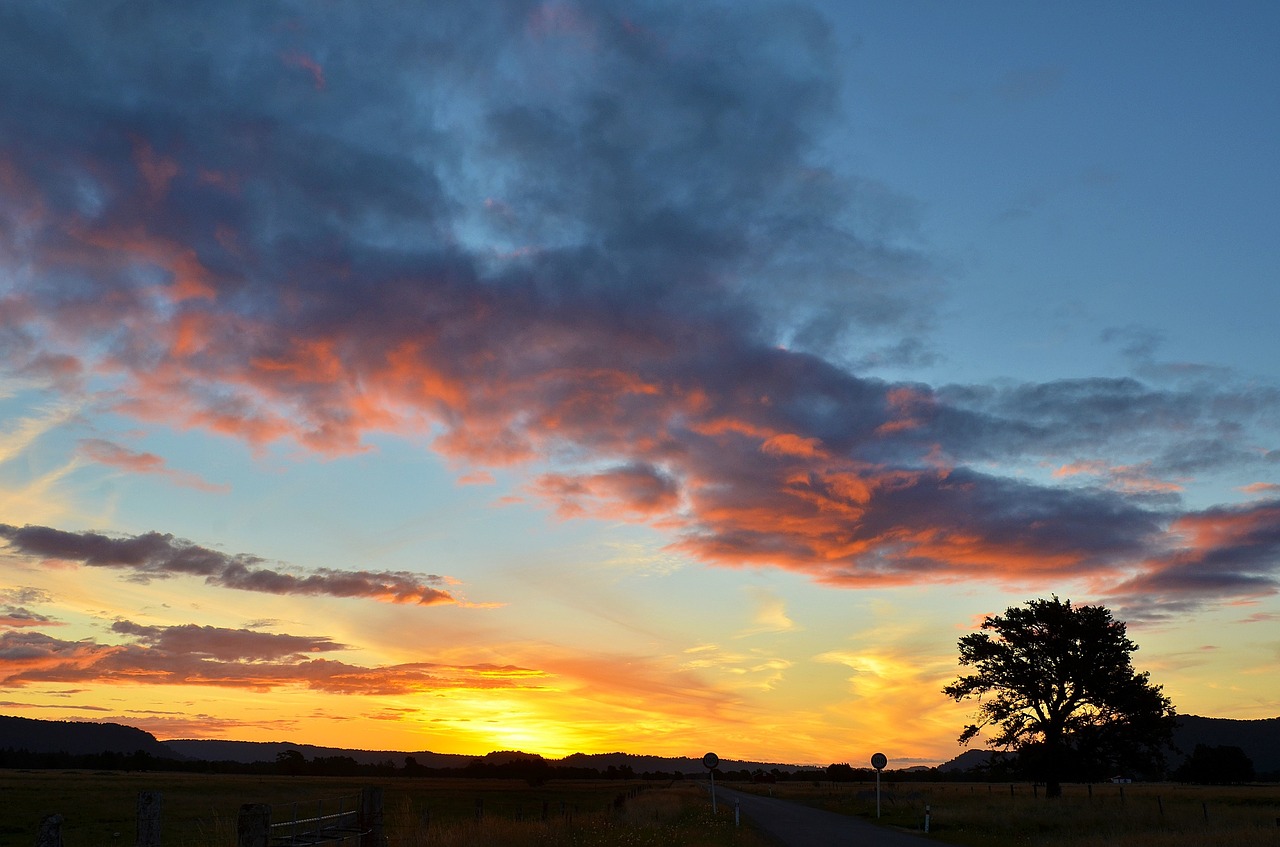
0, 606, 61, 628
1242, 482, 1280, 496
0, 700, 110, 712
736, 586, 798, 637
0, 0, 1277, 620
105, 712, 299, 739
77, 438, 229, 493
109, 620, 346, 661
1053, 460, 1184, 497
0, 403, 80, 464
0, 587, 53, 605
0, 625, 548, 695
0, 524, 459, 606
1105, 499, 1280, 621
0, 456, 86, 526
534, 463, 680, 519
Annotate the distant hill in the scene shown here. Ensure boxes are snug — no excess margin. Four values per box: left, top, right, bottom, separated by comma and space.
164, 739, 473, 769
0, 715, 177, 759
937, 748, 997, 773
559, 751, 812, 775
152, 739, 812, 774
1171, 715, 1280, 775
7, 713, 1278, 777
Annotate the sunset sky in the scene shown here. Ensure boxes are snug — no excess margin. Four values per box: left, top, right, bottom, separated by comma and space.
1, 1, 1278, 768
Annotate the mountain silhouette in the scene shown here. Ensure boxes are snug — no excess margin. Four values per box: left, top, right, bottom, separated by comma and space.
3, 713, 1277, 776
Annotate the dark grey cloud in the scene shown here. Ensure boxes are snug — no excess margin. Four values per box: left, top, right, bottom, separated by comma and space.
1106, 499, 1280, 622
934, 377, 1280, 474
0, 524, 456, 606
0, 607, 59, 628
110, 620, 345, 661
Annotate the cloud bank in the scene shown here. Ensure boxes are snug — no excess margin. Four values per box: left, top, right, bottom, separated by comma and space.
0, 0, 1277, 620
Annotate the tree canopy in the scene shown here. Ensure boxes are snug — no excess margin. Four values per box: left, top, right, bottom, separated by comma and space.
943, 596, 1176, 797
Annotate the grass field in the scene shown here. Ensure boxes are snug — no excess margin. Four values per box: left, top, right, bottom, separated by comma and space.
0, 770, 769, 847
731, 779, 1280, 847
8, 770, 1280, 846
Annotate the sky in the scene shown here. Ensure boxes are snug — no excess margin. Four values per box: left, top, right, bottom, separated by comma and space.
1, 1, 1278, 768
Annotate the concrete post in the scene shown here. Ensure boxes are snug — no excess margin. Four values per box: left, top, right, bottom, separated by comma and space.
136, 792, 162, 847
236, 804, 270, 847
360, 786, 385, 847
36, 814, 63, 847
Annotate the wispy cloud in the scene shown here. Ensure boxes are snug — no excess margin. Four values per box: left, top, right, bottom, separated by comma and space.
736, 586, 798, 637
77, 438, 229, 493
0, 403, 80, 465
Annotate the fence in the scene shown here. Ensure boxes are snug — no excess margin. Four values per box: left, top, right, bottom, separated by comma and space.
238, 787, 385, 847
36, 791, 162, 847
33, 787, 385, 847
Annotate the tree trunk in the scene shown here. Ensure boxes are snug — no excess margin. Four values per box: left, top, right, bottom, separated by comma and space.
1044, 729, 1063, 799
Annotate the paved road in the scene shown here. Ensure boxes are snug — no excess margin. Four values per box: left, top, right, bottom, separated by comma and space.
710, 785, 937, 847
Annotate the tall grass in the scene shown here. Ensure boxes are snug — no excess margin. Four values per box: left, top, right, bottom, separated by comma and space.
0, 771, 767, 847
384, 783, 766, 846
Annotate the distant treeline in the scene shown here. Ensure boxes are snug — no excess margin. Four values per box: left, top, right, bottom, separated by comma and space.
0, 747, 682, 781
0, 746, 908, 782
2, 747, 1268, 784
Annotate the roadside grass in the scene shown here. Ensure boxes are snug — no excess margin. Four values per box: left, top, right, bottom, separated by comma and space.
387, 782, 768, 846
0, 771, 768, 847
732, 780, 1280, 847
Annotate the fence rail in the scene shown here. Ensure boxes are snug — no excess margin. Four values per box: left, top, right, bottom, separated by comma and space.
267, 793, 365, 845
238, 787, 385, 847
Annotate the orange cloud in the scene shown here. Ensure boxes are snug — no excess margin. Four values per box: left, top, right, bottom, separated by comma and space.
875, 386, 934, 435
73, 224, 218, 301
0, 627, 549, 696
534, 463, 679, 520
131, 138, 179, 202
77, 438, 229, 493
1052, 460, 1183, 494
1241, 482, 1280, 495
281, 51, 326, 90
1105, 500, 1280, 619
0, 607, 62, 628
761, 433, 826, 458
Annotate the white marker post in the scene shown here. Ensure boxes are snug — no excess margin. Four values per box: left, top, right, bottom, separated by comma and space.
703, 752, 720, 815
871, 752, 887, 818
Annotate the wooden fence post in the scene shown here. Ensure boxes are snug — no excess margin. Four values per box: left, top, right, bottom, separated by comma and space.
360, 786, 385, 847
136, 791, 162, 847
237, 804, 270, 847
36, 814, 63, 847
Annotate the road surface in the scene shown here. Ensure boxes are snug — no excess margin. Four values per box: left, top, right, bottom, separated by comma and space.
710, 784, 938, 847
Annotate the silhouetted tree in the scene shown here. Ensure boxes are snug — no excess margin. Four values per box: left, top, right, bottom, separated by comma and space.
1174, 744, 1255, 784
943, 597, 1176, 798
276, 749, 306, 775
826, 763, 856, 782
